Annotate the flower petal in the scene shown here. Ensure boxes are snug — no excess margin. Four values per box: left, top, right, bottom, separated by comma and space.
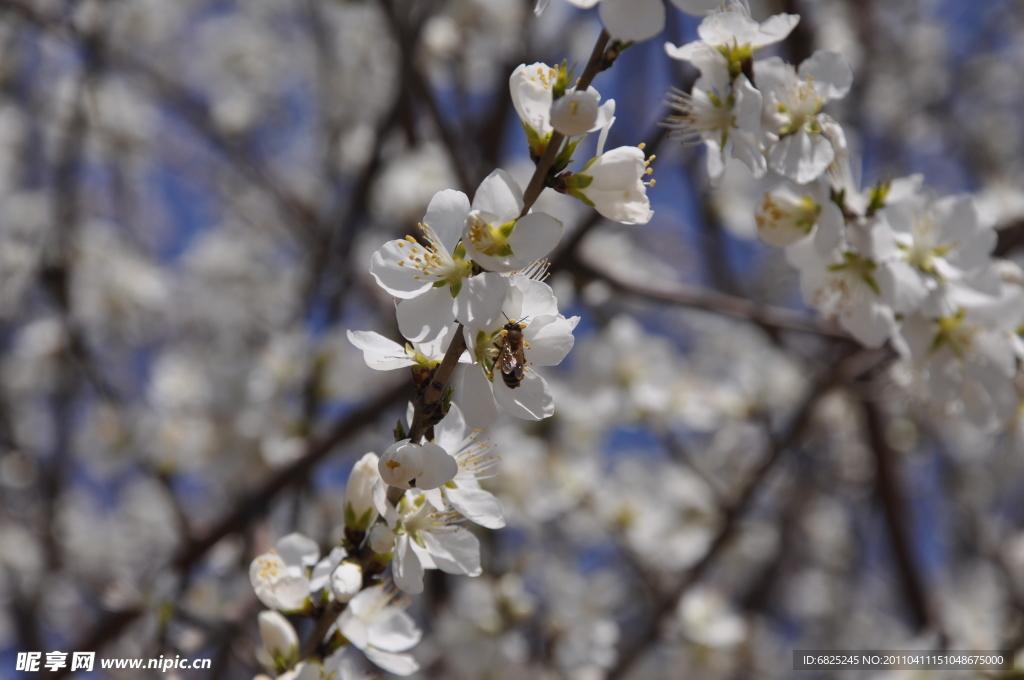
338, 610, 369, 650
275, 532, 320, 568
456, 272, 510, 334
446, 486, 506, 529
768, 130, 834, 184
511, 274, 560, 321
523, 314, 578, 366
471, 169, 523, 222
434, 404, 468, 453
452, 365, 499, 428
798, 50, 853, 100
366, 609, 422, 652
422, 527, 482, 576
362, 648, 420, 676
396, 287, 457, 345
347, 330, 414, 371
423, 189, 471, 252
752, 13, 799, 48
492, 369, 554, 420
506, 211, 563, 264
369, 240, 434, 298
392, 536, 424, 594
415, 441, 458, 490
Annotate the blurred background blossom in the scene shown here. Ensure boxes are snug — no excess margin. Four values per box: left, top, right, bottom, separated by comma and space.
0, 0, 1024, 678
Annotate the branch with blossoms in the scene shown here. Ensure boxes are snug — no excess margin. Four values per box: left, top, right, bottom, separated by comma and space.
247, 0, 1024, 677
246, 25, 659, 679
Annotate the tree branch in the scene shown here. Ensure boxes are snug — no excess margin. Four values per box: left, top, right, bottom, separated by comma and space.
862, 399, 936, 633
607, 347, 890, 680
568, 250, 849, 339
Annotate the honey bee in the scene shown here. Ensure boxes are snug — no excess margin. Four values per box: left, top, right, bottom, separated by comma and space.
495, 315, 528, 389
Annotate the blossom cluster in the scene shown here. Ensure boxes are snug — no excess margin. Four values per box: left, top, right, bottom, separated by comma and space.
653, 0, 1024, 429
248, 34, 657, 678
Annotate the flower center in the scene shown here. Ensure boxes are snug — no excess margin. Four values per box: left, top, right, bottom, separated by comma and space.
827, 252, 881, 296
776, 80, 823, 136
665, 87, 736, 146
931, 309, 973, 358
401, 223, 472, 285
467, 212, 515, 257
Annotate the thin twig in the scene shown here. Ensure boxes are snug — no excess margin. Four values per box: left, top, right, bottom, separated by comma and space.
44, 382, 409, 680
568, 251, 849, 339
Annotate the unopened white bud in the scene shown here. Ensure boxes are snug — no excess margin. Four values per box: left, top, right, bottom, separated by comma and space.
345, 452, 380, 530
551, 89, 601, 136
330, 561, 364, 603
378, 439, 424, 489
378, 439, 457, 490
257, 610, 298, 670
369, 523, 396, 554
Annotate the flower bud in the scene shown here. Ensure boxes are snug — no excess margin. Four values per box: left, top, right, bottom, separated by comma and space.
755, 188, 821, 247
258, 610, 298, 670
345, 452, 380, 530
330, 561, 364, 603
551, 89, 601, 136
569, 146, 654, 225
378, 439, 425, 489
369, 523, 396, 554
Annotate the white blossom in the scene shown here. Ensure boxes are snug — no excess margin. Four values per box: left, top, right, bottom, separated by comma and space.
345, 452, 381, 531
379, 439, 458, 491
756, 51, 853, 184
337, 585, 422, 675
456, 273, 579, 426
258, 610, 299, 670
666, 4, 799, 81
568, 146, 655, 225
330, 562, 364, 603
249, 533, 320, 612
463, 170, 564, 272
382, 490, 483, 594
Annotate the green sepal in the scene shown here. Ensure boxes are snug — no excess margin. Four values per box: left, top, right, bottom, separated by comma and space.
523, 122, 551, 159
499, 220, 516, 238
566, 173, 596, 207
867, 178, 893, 216
355, 507, 375, 530
394, 419, 407, 440
498, 243, 513, 256
432, 279, 447, 288
449, 280, 462, 299
453, 242, 467, 259
552, 136, 583, 174
571, 174, 594, 190
442, 385, 455, 414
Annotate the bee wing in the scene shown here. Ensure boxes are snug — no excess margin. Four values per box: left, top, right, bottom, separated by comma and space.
498, 340, 525, 379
